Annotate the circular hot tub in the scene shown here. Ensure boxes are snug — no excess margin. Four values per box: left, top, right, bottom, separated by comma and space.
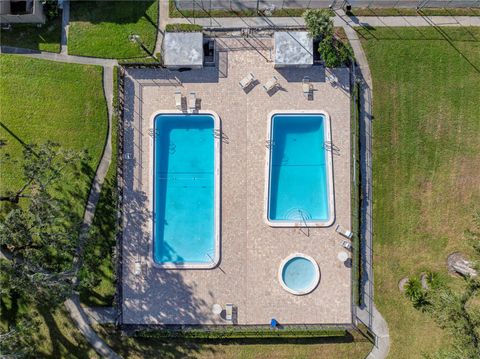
279, 254, 320, 295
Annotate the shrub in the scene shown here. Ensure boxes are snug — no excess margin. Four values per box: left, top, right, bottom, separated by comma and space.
318, 35, 352, 67
425, 271, 446, 290
303, 9, 333, 40
44, 0, 59, 21
165, 24, 203, 32
136, 328, 346, 339
405, 276, 430, 309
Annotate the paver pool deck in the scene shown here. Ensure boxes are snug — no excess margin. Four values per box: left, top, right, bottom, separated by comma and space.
121, 36, 352, 326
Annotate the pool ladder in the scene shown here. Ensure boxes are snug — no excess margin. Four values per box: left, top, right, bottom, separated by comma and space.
324, 141, 340, 155
296, 209, 310, 237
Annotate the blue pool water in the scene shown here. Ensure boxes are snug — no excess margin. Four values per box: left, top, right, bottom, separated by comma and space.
153, 114, 216, 265
282, 257, 318, 292
268, 113, 330, 222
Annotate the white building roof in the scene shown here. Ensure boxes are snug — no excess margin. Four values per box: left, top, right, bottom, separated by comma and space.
274, 31, 314, 66
163, 32, 203, 67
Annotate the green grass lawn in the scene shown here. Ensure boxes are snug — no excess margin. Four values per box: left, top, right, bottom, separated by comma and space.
98, 326, 372, 359
0, 17, 61, 52
0, 55, 108, 356
79, 68, 119, 307
69, 1, 158, 59
359, 27, 480, 358
0, 55, 107, 214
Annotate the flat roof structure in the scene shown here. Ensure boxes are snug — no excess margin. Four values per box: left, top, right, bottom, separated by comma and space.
121, 36, 352, 326
162, 32, 204, 68
274, 31, 313, 67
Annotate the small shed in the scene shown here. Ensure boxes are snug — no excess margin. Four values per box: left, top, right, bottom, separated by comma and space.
274, 31, 313, 68
163, 32, 204, 69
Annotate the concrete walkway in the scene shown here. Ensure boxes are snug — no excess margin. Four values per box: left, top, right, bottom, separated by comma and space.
153, 0, 169, 56
338, 10, 390, 359
166, 13, 480, 28
0, 46, 117, 67
66, 65, 118, 358
65, 294, 121, 359
72, 65, 114, 275
60, 0, 70, 55
0, 44, 121, 358
83, 306, 117, 326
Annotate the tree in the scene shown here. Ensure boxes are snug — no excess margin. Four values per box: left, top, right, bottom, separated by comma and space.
0, 315, 39, 358
318, 35, 353, 68
407, 214, 480, 358
0, 142, 87, 305
0, 141, 79, 203
0, 142, 86, 356
427, 278, 480, 358
303, 9, 333, 40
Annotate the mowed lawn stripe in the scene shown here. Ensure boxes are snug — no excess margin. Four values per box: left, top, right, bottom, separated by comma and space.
0, 55, 108, 219
360, 27, 480, 358
69, 1, 158, 59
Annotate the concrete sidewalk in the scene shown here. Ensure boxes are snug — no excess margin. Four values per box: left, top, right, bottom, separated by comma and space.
166, 14, 480, 29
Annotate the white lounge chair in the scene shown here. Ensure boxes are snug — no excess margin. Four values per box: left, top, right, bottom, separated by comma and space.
263, 76, 278, 92
341, 240, 352, 251
336, 224, 353, 239
188, 92, 196, 112
225, 303, 233, 321
175, 90, 182, 110
239, 72, 255, 90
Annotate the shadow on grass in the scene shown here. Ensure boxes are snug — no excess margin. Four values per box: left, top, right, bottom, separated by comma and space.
0, 17, 61, 52
0, 121, 38, 156
355, 26, 480, 73
70, 1, 156, 25
164, 332, 358, 345
38, 307, 93, 359
79, 173, 118, 307
100, 329, 363, 359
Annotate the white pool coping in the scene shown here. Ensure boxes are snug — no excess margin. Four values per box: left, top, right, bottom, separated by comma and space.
264, 110, 335, 228
149, 110, 221, 269
278, 253, 321, 295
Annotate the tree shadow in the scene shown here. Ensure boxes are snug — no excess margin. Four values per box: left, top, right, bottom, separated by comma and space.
98, 325, 209, 359
0, 17, 61, 52
70, 1, 157, 26
0, 121, 37, 155
37, 307, 93, 359
356, 25, 480, 74
119, 71, 221, 334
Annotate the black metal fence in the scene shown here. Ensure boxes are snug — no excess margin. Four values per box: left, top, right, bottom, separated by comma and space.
172, 0, 480, 11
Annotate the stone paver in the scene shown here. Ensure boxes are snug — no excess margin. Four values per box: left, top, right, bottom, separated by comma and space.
121, 37, 352, 326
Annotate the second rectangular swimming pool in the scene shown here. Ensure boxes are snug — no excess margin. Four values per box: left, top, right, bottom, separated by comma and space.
152, 112, 220, 268
265, 111, 334, 227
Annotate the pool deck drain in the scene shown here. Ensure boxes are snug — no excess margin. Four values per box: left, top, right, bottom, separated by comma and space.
121, 36, 352, 326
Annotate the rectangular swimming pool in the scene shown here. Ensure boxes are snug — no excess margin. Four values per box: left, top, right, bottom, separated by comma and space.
152, 112, 220, 268
265, 111, 334, 227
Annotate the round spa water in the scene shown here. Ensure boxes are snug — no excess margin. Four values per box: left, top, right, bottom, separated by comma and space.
279, 254, 320, 295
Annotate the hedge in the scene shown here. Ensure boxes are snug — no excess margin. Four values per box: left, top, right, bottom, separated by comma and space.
165, 24, 203, 33
134, 328, 346, 339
